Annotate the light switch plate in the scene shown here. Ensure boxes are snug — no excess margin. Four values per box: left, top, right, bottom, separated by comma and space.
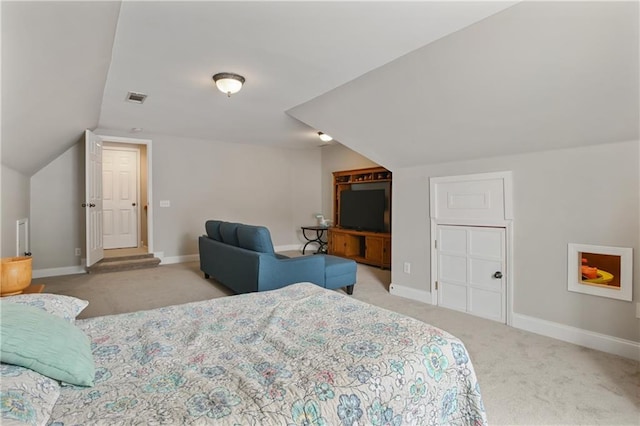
159, 200, 170, 207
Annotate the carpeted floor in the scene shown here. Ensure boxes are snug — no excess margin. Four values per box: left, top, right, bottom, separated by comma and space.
42, 254, 639, 425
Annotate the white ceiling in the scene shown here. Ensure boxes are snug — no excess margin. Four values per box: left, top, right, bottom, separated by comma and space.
2, 1, 637, 176
288, 0, 640, 168
2, 1, 121, 175
1, 0, 518, 175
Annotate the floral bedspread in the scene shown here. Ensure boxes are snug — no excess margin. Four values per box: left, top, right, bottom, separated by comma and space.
49, 283, 487, 425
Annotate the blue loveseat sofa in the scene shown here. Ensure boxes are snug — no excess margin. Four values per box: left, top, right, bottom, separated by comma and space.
198, 220, 356, 295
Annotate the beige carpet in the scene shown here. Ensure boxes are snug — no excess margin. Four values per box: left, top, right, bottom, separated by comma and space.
42, 254, 639, 425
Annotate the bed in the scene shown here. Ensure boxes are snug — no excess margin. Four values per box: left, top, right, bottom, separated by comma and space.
1, 282, 487, 425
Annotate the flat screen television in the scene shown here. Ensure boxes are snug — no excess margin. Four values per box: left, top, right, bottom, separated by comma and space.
339, 189, 386, 232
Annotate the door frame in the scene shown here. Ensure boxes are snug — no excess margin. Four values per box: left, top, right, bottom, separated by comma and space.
102, 144, 141, 249
429, 171, 514, 326
97, 135, 153, 255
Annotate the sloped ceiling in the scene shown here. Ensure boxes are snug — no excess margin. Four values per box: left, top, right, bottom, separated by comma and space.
3, 1, 635, 176
1, 0, 518, 176
288, 1, 639, 169
1, 1, 121, 175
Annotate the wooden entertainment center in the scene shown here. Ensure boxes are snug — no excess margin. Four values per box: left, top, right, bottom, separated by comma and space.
328, 166, 391, 269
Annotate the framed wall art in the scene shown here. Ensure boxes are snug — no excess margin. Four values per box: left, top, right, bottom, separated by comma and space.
567, 243, 633, 301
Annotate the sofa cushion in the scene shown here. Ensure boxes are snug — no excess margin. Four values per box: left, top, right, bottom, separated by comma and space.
324, 255, 357, 290
237, 225, 276, 255
219, 222, 240, 246
205, 220, 223, 241
324, 255, 357, 277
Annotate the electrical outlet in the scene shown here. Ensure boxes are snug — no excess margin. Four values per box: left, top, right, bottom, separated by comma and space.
75, 248, 81, 256
403, 262, 411, 274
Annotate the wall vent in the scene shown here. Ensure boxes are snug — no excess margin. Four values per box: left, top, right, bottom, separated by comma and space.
126, 91, 147, 104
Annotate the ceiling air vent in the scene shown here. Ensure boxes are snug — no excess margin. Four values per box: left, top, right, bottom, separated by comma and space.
126, 91, 147, 104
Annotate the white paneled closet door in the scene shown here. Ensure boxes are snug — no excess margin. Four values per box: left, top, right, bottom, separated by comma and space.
437, 225, 506, 323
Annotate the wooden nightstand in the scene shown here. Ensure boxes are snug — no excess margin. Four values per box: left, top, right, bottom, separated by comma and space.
1, 284, 45, 297
21, 284, 45, 294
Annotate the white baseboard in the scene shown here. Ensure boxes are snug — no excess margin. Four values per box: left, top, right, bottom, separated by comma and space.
387, 284, 639, 361
275, 244, 303, 252
389, 282, 433, 304
33, 265, 85, 279
512, 313, 640, 361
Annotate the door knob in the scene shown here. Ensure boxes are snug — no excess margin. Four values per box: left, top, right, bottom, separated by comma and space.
493, 271, 503, 279
132, 203, 137, 206
89, 203, 96, 208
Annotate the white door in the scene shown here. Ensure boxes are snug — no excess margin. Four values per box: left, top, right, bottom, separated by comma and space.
85, 130, 104, 267
103, 148, 138, 249
17, 218, 29, 256
437, 225, 506, 323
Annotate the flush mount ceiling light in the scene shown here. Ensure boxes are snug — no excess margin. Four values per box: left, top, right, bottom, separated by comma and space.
318, 132, 333, 142
212, 72, 245, 97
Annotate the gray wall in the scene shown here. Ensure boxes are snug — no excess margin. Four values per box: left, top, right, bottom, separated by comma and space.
24, 134, 376, 267
30, 144, 85, 269
11, 130, 639, 345
145, 132, 322, 255
27, 130, 323, 269
1, 165, 30, 257
391, 140, 639, 342
285, 0, 640, 347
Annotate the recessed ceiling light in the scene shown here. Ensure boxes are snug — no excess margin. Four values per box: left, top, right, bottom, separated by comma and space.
126, 91, 147, 104
318, 132, 333, 142
130, 127, 143, 133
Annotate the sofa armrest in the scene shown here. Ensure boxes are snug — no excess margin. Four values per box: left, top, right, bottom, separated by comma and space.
257, 254, 325, 292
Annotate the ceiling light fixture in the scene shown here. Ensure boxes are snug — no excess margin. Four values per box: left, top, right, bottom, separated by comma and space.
318, 132, 333, 142
212, 72, 245, 97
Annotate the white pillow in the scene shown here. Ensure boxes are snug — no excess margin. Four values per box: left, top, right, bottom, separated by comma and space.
0, 363, 61, 426
4, 294, 89, 322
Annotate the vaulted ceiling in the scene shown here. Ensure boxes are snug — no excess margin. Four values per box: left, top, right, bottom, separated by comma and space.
2, 1, 637, 176
289, 1, 639, 168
